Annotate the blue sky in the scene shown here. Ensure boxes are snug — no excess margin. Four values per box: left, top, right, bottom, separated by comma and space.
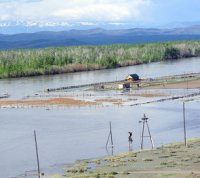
0, 0, 200, 28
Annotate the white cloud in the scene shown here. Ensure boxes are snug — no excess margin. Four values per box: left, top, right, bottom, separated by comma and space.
109, 22, 127, 26
0, 14, 11, 21
52, 0, 151, 22
53, 3, 131, 21
0, 0, 152, 26
80, 22, 98, 26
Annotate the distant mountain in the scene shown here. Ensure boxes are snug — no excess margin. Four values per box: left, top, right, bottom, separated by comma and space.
1, 26, 200, 49
163, 21, 200, 28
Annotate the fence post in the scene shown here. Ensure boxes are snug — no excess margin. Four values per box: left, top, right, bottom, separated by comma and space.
34, 130, 41, 178
183, 102, 187, 146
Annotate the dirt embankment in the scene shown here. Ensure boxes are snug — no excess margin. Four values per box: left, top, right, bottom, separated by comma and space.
118, 73, 199, 91
144, 79, 200, 89
62, 138, 200, 178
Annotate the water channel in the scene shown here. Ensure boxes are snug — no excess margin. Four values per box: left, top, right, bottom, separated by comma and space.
0, 57, 200, 178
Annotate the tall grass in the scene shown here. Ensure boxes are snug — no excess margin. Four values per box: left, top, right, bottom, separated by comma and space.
0, 40, 200, 78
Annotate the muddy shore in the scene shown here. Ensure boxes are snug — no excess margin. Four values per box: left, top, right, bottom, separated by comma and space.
45, 138, 200, 178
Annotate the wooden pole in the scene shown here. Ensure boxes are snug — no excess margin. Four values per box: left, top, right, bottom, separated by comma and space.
106, 121, 114, 148
146, 121, 154, 149
106, 132, 111, 148
34, 130, 41, 178
183, 102, 187, 146
141, 120, 145, 150
140, 114, 154, 150
110, 121, 114, 147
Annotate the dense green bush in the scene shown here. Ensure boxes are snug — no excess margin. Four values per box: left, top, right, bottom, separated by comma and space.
164, 47, 180, 59
0, 40, 200, 78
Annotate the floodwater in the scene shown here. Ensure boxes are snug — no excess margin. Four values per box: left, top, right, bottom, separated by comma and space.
0, 57, 200, 99
0, 57, 200, 178
0, 102, 199, 178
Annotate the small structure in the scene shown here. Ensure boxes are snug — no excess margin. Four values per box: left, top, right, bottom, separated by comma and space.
118, 82, 130, 89
139, 114, 154, 150
127, 74, 139, 81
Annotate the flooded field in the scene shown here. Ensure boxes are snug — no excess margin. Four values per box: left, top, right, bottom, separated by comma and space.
0, 57, 200, 178
0, 101, 200, 177
0, 100, 199, 177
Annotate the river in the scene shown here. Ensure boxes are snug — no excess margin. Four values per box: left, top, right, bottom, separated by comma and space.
0, 57, 200, 99
0, 57, 200, 178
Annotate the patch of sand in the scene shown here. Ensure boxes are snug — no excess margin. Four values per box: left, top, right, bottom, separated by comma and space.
0, 98, 96, 107
95, 98, 122, 103
95, 98, 123, 105
145, 80, 200, 89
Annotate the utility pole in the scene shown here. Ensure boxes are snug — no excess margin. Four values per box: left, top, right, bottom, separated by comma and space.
183, 102, 187, 146
109, 121, 114, 147
34, 130, 41, 178
139, 114, 154, 150
106, 121, 114, 148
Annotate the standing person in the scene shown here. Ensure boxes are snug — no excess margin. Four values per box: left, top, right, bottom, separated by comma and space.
128, 132, 133, 151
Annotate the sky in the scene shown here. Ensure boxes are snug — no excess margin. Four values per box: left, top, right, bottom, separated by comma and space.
0, 0, 200, 29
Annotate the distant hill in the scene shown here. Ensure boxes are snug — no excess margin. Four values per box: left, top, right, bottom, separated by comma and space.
1, 26, 200, 49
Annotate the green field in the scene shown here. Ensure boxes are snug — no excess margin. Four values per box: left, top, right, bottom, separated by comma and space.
1, 40, 200, 78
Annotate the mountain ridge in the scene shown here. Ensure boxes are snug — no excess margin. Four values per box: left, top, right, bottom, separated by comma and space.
1, 26, 200, 49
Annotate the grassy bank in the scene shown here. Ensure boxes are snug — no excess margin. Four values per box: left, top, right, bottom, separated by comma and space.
49, 138, 200, 178
1, 40, 200, 78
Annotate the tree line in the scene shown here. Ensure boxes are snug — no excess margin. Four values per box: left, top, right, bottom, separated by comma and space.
0, 40, 200, 78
